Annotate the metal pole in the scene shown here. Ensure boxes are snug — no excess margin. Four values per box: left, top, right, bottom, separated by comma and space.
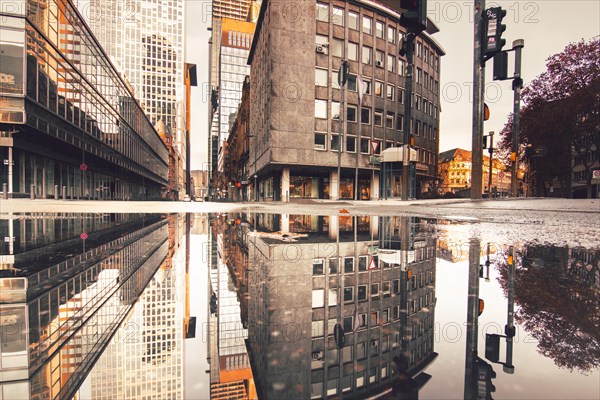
488, 131, 494, 198
504, 245, 516, 374
511, 40, 524, 197
464, 237, 481, 399
471, 0, 486, 200
401, 33, 415, 201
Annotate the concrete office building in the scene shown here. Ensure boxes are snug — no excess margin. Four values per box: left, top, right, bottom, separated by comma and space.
0, 213, 169, 399
243, 214, 437, 399
81, 0, 187, 198
0, 0, 169, 200
248, 0, 444, 200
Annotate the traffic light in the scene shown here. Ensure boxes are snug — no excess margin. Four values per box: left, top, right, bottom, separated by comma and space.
476, 357, 497, 399
483, 135, 488, 149
400, 0, 427, 33
483, 7, 507, 60
493, 51, 509, 80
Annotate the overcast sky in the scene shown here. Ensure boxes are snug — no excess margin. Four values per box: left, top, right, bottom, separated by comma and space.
185, 0, 600, 170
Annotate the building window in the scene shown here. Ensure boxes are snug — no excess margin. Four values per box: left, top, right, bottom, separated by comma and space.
386, 112, 394, 129
374, 81, 383, 97
331, 38, 344, 58
315, 68, 328, 87
416, 67, 422, 84
361, 107, 371, 124
329, 257, 339, 274
344, 287, 354, 302
371, 282, 380, 298
363, 16, 372, 34
327, 378, 338, 396
331, 101, 341, 120
362, 45, 372, 64
383, 282, 391, 297
348, 11, 359, 30
331, 134, 340, 152
347, 75, 357, 91
374, 110, 383, 127
387, 54, 395, 72
398, 59, 405, 75
358, 285, 367, 301
363, 78, 372, 94
315, 99, 327, 119
396, 115, 403, 131
311, 320, 324, 338
399, 88, 405, 104
369, 366, 378, 383
386, 84, 394, 100
360, 138, 370, 154
312, 289, 325, 308
375, 20, 384, 39
343, 315, 353, 332
347, 105, 357, 122
356, 371, 365, 388
311, 381, 323, 399
315, 132, 327, 150
387, 26, 396, 43
348, 42, 358, 61
346, 136, 356, 153
344, 257, 354, 273
328, 288, 337, 306
415, 94, 421, 110
375, 50, 385, 67
332, 6, 344, 26
316, 3, 329, 22
316, 34, 328, 47
313, 259, 324, 275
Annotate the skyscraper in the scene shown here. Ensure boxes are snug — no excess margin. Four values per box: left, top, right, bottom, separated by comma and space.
208, 0, 257, 198
80, 0, 186, 197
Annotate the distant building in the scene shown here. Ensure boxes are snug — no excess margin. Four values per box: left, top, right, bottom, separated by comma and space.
208, 0, 257, 198
438, 148, 512, 196
225, 76, 251, 201
191, 170, 209, 200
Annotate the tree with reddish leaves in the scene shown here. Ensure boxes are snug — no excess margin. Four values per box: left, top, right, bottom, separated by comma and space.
499, 38, 600, 198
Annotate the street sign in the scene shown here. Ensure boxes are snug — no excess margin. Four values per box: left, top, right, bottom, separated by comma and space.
80, 233, 88, 240
80, 163, 88, 171
371, 140, 380, 154
368, 257, 377, 270
498, 171, 505, 179
592, 169, 600, 180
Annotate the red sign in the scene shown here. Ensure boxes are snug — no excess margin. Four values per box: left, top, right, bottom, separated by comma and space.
80, 233, 88, 240
371, 140, 380, 154
498, 171, 505, 179
368, 257, 378, 270
80, 163, 88, 171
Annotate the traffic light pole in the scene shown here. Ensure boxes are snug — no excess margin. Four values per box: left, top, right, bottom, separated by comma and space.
471, 0, 486, 200
487, 131, 494, 198
511, 40, 524, 197
401, 33, 415, 201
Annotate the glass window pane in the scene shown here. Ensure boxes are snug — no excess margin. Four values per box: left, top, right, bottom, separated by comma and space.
363, 16, 372, 34
332, 6, 344, 26
315, 99, 327, 119
348, 11, 358, 30
316, 3, 329, 22
315, 69, 328, 86
312, 289, 325, 308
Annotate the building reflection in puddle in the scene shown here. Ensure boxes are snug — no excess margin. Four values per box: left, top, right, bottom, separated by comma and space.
212, 213, 438, 399
0, 213, 170, 400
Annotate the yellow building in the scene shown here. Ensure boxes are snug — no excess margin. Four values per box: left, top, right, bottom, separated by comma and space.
438, 148, 511, 196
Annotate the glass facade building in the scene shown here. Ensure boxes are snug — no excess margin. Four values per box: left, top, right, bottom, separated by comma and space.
0, 0, 169, 200
82, 0, 186, 195
0, 213, 169, 399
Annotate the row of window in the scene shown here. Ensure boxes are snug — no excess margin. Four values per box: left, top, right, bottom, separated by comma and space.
310, 362, 391, 398
315, 2, 440, 70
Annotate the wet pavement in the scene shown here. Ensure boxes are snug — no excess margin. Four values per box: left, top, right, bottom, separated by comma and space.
0, 210, 598, 399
